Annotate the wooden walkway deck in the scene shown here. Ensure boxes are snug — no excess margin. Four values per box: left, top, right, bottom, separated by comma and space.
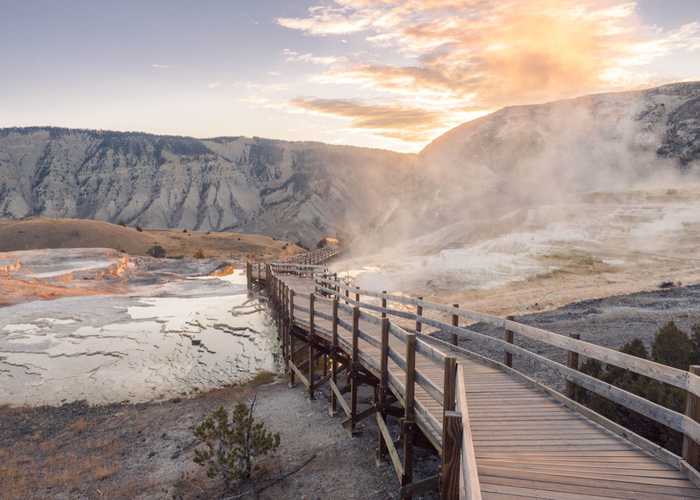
247, 255, 700, 499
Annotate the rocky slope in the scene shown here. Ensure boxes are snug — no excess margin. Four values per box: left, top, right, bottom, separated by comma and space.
0, 129, 415, 246
421, 82, 700, 197
357, 81, 700, 247
1, 82, 698, 246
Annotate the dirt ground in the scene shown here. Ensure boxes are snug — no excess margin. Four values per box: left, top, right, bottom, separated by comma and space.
0, 218, 303, 260
0, 374, 439, 500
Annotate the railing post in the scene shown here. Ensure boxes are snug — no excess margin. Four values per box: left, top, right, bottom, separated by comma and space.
416, 297, 423, 334
566, 333, 581, 400
288, 289, 295, 387
402, 333, 416, 497
246, 261, 252, 290
451, 304, 459, 345
282, 282, 288, 369
381, 290, 387, 319
443, 357, 457, 415
350, 306, 360, 434
505, 315, 514, 368
377, 317, 390, 464
684, 366, 700, 470
329, 297, 339, 416
345, 285, 349, 305
355, 286, 360, 303
275, 277, 281, 339
441, 411, 462, 499
308, 293, 316, 400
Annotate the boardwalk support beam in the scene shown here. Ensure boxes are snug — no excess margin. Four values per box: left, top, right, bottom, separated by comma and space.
349, 306, 360, 435
402, 334, 416, 498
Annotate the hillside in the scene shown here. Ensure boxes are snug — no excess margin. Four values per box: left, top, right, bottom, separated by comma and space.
0, 130, 415, 246
1, 82, 699, 249
0, 218, 301, 260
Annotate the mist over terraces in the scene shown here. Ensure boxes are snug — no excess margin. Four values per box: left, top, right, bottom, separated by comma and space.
1, 82, 699, 247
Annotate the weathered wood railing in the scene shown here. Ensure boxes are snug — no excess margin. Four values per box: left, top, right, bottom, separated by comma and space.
283, 245, 341, 265
255, 262, 479, 498
248, 260, 700, 497
312, 272, 700, 474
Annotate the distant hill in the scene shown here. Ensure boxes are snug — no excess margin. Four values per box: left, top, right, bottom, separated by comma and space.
0, 129, 415, 246
420, 82, 700, 195
0, 217, 301, 260
1, 82, 698, 247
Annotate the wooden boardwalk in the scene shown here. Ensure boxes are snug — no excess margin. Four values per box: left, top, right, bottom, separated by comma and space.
247, 254, 700, 499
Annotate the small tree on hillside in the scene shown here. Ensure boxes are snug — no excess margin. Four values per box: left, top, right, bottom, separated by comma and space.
146, 245, 166, 258
580, 321, 700, 453
193, 397, 280, 491
652, 321, 693, 370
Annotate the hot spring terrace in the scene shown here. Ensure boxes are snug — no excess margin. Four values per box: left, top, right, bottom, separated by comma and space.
247, 247, 700, 499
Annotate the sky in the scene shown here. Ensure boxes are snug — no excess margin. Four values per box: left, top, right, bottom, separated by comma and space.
1, 0, 699, 153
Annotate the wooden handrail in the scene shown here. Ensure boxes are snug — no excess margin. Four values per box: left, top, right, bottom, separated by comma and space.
310, 272, 700, 451
314, 274, 700, 397
456, 363, 482, 500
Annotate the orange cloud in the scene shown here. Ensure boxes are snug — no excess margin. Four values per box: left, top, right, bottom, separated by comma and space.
280, 0, 700, 146
291, 97, 448, 141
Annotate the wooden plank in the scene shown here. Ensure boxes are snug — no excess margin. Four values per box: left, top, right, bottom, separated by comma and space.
478, 464, 691, 486
289, 360, 310, 389
478, 466, 699, 496
377, 412, 404, 479
330, 379, 351, 417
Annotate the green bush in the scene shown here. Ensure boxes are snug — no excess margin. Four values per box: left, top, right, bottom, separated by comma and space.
146, 244, 167, 258
580, 321, 700, 453
193, 398, 280, 490
193, 249, 205, 259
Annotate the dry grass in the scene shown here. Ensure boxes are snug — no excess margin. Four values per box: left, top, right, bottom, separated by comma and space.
0, 417, 123, 499
68, 416, 89, 433
0, 217, 303, 259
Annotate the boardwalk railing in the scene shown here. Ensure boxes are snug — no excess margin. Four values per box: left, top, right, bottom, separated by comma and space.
283, 245, 341, 265
247, 258, 700, 498
311, 272, 700, 474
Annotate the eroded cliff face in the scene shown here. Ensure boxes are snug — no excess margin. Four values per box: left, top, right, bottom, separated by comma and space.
0, 129, 415, 246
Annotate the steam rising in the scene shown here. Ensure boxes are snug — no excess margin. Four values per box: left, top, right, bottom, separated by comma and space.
334, 83, 700, 310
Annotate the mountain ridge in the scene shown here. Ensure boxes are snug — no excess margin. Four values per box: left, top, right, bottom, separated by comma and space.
1, 81, 699, 245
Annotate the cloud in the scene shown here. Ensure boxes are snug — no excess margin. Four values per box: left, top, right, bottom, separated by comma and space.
283, 49, 346, 65
291, 97, 448, 141
151, 64, 170, 69
278, 5, 376, 35
278, 1, 700, 146
207, 81, 223, 89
